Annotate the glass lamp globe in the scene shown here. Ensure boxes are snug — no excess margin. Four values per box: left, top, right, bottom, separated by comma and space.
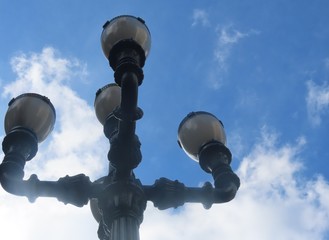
178, 111, 227, 161
4, 93, 56, 143
101, 15, 151, 60
94, 83, 121, 125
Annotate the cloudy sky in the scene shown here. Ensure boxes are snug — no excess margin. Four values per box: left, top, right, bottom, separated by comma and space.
1, 1, 329, 239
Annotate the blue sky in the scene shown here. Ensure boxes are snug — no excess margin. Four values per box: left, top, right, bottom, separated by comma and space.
1, 1, 329, 239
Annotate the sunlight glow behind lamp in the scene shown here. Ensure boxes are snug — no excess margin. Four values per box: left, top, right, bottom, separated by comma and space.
0, 15, 240, 240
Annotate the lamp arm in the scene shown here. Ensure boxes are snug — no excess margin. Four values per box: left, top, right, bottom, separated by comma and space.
143, 172, 240, 210
0, 155, 104, 207
0, 124, 107, 207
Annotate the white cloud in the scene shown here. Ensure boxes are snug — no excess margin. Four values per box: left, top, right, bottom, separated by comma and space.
0, 47, 106, 240
1, 49, 329, 240
306, 80, 329, 126
1, 47, 107, 179
5, 48, 86, 92
192, 9, 210, 27
141, 130, 329, 240
0, 195, 99, 240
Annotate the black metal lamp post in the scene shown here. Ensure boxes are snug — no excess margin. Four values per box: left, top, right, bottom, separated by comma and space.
0, 15, 240, 240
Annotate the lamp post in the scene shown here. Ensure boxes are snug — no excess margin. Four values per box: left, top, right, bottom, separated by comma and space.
0, 15, 240, 240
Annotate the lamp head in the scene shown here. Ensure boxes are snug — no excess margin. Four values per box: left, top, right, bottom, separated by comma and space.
101, 15, 151, 70
94, 84, 121, 139
94, 83, 121, 125
4, 93, 56, 143
178, 111, 227, 162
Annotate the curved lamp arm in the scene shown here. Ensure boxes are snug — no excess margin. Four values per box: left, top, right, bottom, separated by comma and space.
143, 167, 240, 210
0, 130, 100, 207
0, 170, 94, 207
143, 180, 238, 210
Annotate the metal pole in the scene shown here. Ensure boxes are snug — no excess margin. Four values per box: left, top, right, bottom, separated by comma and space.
99, 60, 146, 240
97, 179, 146, 240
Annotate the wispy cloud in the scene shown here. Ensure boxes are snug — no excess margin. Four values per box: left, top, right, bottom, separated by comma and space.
214, 25, 260, 71
209, 25, 259, 89
325, 58, 329, 69
306, 80, 329, 126
192, 9, 210, 27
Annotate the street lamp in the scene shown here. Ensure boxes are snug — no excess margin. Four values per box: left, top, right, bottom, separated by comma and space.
0, 15, 240, 240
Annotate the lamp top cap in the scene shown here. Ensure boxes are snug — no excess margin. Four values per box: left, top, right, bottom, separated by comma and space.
178, 111, 224, 133
8, 93, 56, 115
102, 15, 148, 30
